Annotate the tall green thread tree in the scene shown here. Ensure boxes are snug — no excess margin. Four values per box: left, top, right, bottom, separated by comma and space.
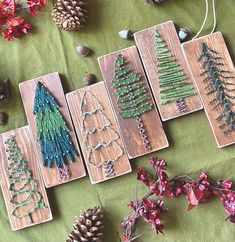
5, 135, 47, 224
33, 82, 77, 180
112, 54, 153, 149
154, 30, 196, 112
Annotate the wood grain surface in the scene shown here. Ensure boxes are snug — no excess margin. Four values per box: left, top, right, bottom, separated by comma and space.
98, 46, 169, 159
134, 21, 203, 121
66, 82, 132, 184
182, 32, 235, 148
0, 126, 52, 230
19, 72, 86, 187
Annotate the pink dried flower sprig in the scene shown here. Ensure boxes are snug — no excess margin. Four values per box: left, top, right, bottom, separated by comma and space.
121, 157, 235, 242
0, 0, 46, 41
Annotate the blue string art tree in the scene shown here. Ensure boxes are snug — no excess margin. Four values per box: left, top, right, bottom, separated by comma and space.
33, 82, 77, 179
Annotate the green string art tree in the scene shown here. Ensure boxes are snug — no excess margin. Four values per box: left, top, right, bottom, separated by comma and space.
81, 91, 123, 178
33, 82, 78, 180
4, 135, 47, 224
154, 30, 196, 113
112, 54, 153, 150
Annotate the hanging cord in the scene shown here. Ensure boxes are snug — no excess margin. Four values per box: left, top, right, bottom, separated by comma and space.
192, 0, 216, 40
211, 0, 217, 33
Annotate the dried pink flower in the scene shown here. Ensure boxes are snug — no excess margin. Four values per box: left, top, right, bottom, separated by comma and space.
121, 158, 235, 242
137, 168, 152, 186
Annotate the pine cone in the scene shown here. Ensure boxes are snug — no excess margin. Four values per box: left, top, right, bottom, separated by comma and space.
67, 207, 104, 242
145, 0, 163, 4
52, 0, 88, 31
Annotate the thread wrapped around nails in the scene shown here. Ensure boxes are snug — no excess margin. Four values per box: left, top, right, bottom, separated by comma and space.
103, 160, 115, 177
176, 98, 187, 113
76, 44, 90, 57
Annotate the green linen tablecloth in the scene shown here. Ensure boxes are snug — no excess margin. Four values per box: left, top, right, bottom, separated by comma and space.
0, 0, 235, 241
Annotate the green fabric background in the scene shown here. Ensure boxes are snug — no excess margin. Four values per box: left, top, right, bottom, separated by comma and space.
0, 0, 235, 241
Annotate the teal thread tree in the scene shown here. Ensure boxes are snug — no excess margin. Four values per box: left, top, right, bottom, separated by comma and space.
154, 30, 196, 112
33, 82, 77, 180
5, 135, 47, 224
112, 54, 152, 149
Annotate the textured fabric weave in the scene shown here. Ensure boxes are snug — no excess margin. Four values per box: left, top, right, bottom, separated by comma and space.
0, 0, 235, 241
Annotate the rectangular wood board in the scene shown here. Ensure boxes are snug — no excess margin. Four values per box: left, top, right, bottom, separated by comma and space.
182, 32, 235, 148
66, 82, 132, 184
134, 21, 203, 121
19, 72, 86, 187
0, 126, 53, 231
98, 46, 169, 159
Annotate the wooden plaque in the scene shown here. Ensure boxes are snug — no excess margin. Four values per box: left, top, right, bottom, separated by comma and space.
182, 32, 235, 148
134, 21, 203, 121
0, 126, 52, 231
66, 82, 132, 184
19, 72, 86, 187
98, 46, 169, 159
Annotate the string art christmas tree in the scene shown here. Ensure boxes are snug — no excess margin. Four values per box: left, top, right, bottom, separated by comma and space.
198, 42, 235, 133
4, 135, 47, 224
81, 91, 123, 177
33, 82, 77, 180
154, 30, 196, 113
112, 54, 152, 150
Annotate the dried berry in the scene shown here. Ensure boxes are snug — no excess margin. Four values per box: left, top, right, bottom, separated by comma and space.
0, 112, 8, 125
82, 73, 96, 85
76, 44, 90, 57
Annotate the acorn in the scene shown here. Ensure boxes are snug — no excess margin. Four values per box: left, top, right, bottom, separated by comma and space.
0, 112, 8, 125
0, 78, 10, 102
178, 27, 191, 42
82, 73, 97, 85
119, 29, 134, 40
76, 44, 90, 57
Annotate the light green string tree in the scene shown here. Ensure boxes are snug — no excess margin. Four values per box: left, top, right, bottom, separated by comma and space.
4, 135, 47, 224
112, 54, 153, 150
154, 29, 196, 113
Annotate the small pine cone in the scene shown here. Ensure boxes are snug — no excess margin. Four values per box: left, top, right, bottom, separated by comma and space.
52, 0, 88, 31
67, 207, 104, 242
145, 0, 163, 4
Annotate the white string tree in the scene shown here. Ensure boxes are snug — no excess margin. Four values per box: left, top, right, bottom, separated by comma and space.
80, 91, 123, 178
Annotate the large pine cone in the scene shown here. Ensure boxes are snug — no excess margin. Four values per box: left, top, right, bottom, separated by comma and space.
52, 0, 88, 31
67, 207, 104, 242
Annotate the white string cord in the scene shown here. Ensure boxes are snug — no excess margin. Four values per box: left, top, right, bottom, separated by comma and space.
211, 0, 217, 33
192, 0, 209, 40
